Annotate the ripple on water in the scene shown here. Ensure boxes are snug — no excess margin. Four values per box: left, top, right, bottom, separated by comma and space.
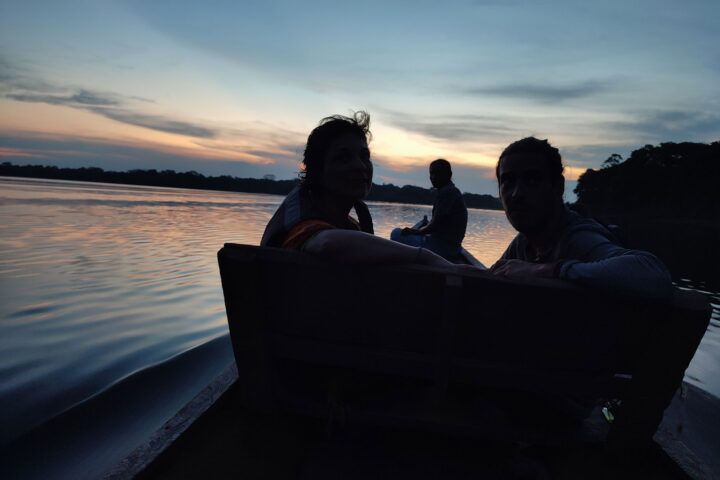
5, 301, 60, 320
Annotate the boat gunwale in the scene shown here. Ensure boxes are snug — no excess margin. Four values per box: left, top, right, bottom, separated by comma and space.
102, 364, 238, 480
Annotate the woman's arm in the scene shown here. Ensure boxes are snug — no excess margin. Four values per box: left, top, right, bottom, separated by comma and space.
303, 229, 451, 267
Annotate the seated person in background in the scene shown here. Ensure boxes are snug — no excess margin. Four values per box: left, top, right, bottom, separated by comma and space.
391, 159, 468, 261
261, 112, 451, 268
490, 137, 672, 299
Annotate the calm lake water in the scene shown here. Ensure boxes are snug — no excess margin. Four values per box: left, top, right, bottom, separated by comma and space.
1, 177, 718, 479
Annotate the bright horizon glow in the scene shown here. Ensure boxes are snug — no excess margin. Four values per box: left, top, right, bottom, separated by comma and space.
1, 0, 718, 196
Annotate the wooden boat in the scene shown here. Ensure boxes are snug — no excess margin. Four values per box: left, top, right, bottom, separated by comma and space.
412, 216, 485, 268
106, 243, 716, 479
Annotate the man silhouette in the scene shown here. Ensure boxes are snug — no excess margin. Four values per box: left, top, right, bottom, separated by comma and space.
391, 159, 467, 261
491, 137, 671, 298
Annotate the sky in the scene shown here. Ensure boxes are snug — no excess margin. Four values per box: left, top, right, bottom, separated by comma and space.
1, 0, 718, 196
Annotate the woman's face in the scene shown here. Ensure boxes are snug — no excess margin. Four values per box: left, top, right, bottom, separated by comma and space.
322, 133, 373, 200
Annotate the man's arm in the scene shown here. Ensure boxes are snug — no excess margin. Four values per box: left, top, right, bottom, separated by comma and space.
304, 229, 452, 267
492, 232, 673, 298
557, 233, 673, 298
402, 191, 457, 236
490, 260, 559, 278
403, 216, 441, 236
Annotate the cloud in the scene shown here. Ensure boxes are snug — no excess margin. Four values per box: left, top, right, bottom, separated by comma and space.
560, 109, 720, 177
1, 57, 217, 139
607, 110, 720, 141
89, 107, 216, 138
6, 89, 120, 107
561, 143, 637, 172
5, 88, 218, 139
0, 147, 47, 159
382, 111, 523, 143
370, 153, 430, 171
0, 58, 62, 94
4, 88, 218, 139
0, 132, 301, 180
192, 123, 306, 165
465, 80, 612, 103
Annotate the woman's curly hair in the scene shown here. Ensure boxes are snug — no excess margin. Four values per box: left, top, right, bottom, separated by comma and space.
299, 111, 371, 188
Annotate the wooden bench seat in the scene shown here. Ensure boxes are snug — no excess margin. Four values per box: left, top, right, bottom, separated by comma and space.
218, 243, 710, 444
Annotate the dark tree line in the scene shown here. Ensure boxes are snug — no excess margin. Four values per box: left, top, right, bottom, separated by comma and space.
0, 163, 298, 195
368, 183, 502, 210
0, 162, 503, 210
572, 141, 720, 284
573, 141, 720, 222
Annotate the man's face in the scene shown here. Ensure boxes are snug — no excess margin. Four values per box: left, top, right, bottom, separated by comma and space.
429, 164, 450, 189
497, 153, 561, 234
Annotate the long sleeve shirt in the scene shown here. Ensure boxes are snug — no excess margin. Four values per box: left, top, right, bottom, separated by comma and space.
430, 182, 468, 247
499, 209, 673, 299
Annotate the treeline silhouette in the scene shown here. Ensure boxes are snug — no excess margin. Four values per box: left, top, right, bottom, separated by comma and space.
369, 184, 501, 210
0, 162, 502, 210
573, 141, 719, 221
572, 141, 720, 284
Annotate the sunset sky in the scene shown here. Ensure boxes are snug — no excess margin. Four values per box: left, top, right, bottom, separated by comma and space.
1, 0, 718, 196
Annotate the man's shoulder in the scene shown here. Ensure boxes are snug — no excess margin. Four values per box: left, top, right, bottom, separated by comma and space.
448, 182, 462, 195
438, 182, 463, 199
562, 209, 614, 241
500, 233, 527, 260
557, 209, 621, 258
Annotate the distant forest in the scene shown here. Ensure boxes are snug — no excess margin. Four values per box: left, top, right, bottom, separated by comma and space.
4, 141, 716, 216
572, 141, 719, 283
0, 162, 503, 210
573, 141, 719, 222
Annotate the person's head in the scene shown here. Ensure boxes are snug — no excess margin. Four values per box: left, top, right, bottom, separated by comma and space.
429, 158, 452, 188
496, 137, 565, 234
300, 111, 373, 200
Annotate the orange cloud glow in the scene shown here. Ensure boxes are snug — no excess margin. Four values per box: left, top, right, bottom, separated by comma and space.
0, 147, 46, 158
0, 98, 300, 166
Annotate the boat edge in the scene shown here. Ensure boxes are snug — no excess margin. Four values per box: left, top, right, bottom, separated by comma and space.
102, 363, 238, 479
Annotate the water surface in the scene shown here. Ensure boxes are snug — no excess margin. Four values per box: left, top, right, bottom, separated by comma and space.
0, 177, 717, 479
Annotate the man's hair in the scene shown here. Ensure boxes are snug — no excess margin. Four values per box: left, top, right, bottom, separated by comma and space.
300, 111, 371, 187
430, 158, 452, 176
496, 137, 564, 181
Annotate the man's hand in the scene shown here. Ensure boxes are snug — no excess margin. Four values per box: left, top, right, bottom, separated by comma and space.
490, 259, 559, 278
401, 227, 422, 236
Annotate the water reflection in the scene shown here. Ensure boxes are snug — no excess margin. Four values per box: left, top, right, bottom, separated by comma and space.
1, 178, 279, 448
